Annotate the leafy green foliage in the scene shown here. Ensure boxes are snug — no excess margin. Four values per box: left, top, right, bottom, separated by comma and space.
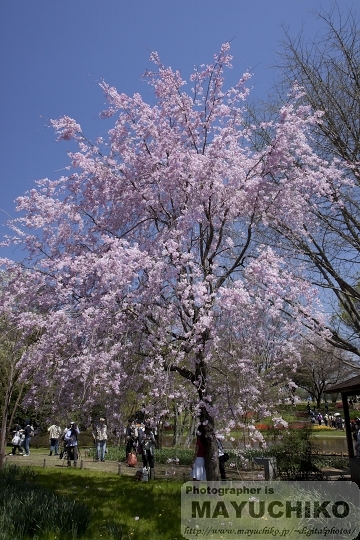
265, 426, 326, 480
96, 445, 195, 465
314, 454, 349, 470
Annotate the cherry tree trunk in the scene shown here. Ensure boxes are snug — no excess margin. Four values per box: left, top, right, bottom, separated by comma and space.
0, 392, 10, 469
201, 409, 219, 481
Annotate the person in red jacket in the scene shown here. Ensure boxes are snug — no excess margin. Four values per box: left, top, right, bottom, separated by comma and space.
191, 425, 207, 481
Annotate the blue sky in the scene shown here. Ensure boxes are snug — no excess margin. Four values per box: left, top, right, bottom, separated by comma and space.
0, 1, 358, 260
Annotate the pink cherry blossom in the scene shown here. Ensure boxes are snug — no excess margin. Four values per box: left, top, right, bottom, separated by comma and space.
0, 44, 343, 478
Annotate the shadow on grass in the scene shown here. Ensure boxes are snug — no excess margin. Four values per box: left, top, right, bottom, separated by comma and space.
33, 468, 182, 540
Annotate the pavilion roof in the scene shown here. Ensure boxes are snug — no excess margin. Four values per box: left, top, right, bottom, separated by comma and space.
325, 373, 360, 395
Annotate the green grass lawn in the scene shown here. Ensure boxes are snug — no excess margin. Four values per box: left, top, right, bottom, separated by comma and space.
1, 403, 353, 540
32, 467, 183, 540
312, 429, 347, 437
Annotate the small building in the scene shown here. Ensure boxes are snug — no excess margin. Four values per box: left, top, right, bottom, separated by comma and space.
325, 374, 360, 486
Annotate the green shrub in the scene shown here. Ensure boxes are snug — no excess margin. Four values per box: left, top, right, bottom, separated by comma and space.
264, 426, 326, 480
95, 445, 195, 465
315, 455, 349, 470
154, 447, 194, 465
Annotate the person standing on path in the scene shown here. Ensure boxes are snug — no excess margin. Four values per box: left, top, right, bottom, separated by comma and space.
125, 419, 135, 459
191, 425, 207, 481
64, 422, 80, 467
92, 417, 108, 462
22, 420, 34, 456
48, 422, 62, 456
216, 436, 227, 480
10, 428, 24, 456
138, 423, 156, 479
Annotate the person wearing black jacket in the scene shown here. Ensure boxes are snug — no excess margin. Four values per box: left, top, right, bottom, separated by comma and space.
217, 436, 227, 480
22, 420, 33, 456
125, 420, 135, 459
64, 422, 80, 467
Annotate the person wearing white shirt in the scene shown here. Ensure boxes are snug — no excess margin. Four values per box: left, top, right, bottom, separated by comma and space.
48, 422, 62, 456
92, 417, 108, 462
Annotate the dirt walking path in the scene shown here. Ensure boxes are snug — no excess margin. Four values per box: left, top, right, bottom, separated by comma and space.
3, 449, 257, 481
4, 449, 350, 482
